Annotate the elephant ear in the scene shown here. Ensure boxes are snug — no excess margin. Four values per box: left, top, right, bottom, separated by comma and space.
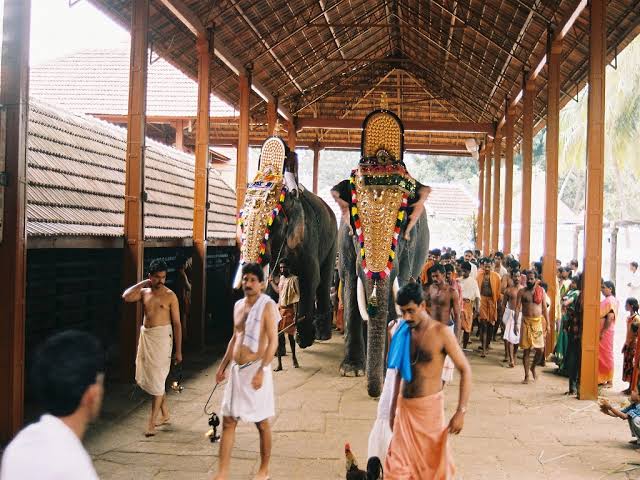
284, 192, 305, 250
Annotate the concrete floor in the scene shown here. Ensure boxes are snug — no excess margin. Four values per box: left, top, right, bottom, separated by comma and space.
86, 333, 640, 480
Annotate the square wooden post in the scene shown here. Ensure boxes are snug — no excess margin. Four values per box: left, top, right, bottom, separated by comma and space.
121, 0, 148, 383
520, 76, 535, 269
503, 106, 514, 254
312, 142, 321, 194
267, 97, 278, 136
477, 152, 485, 250
0, 0, 30, 443
543, 34, 563, 356
492, 133, 502, 253
580, 0, 607, 400
483, 142, 493, 255
236, 70, 250, 212
190, 34, 211, 349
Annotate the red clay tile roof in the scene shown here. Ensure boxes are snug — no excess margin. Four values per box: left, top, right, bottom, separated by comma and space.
30, 48, 236, 118
424, 183, 477, 219
27, 99, 237, 241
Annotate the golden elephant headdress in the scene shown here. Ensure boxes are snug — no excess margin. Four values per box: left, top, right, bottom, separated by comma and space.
237, 136, 288, 265
350, 110, 416, 280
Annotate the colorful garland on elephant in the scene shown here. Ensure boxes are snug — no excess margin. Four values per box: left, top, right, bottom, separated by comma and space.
349, 170, 408, 280
238, 185, 287, 265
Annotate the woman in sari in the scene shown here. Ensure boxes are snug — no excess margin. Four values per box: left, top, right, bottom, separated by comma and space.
622, 298, 640, 394
598, 281, 618, 387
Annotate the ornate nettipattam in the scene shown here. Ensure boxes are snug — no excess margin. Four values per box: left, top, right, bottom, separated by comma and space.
351, 110, 416, 281
238, 137, 288, 265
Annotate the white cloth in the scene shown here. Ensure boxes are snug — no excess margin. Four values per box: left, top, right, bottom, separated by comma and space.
367, 368, 397, 462
629, 270, 640, 298
497, 265, 508, 278
0, 414, 99, 480
502, 307, 521, 345
135, 324, 173, 396
441, 324, 456, 384
220, 361, 275, 422
241, 294, 277, 353
459, 276, 480, 302
470, 262, 478, 278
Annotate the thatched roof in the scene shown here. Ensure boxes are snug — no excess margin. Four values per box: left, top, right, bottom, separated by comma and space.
27, 99, 237, 244
87, 0, 640, 152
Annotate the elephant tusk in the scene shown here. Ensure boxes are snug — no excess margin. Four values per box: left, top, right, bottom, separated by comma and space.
356, 277, 370, 322
233, 264, 243, 289
392, 277, 402, 317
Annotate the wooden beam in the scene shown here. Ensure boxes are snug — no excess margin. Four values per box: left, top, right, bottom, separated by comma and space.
492, 134, 502, 253
483, 143, 493, 255
520, 78, 535, 269
174, 119, 185, 151
267, 97, 278, 136
297, 117, 495, 135
121, 0, 148, 383
0, 0, 30, 443
236, 71, 250, 212
543, 37, 563, 357
190, 35, 210, 350
312, 143, 321, 194
580, 0, 606, 400
157, 0, 292, 121
477, 153, 485, 251
503, 107, 514, 254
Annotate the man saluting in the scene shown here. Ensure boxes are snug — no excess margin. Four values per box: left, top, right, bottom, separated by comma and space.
385, 282, 472, 479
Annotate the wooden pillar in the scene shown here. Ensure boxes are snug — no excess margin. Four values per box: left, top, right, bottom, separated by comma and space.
477, 152, 485, 250
174, 119, 185, 152
312, 142, 321, 194
287, 119, 297, 152
236, 70, 250, 212
0, 0, 30, 443
520, 76, 535, 269
543, 35, 563, 356
491, 133, 502, 253
190, 34, 211, 349
483, 142, 493, 255
580, 0, 607, 400
267, 97, 278, 136
503, 107, 514, 254
121, 0, 148, 383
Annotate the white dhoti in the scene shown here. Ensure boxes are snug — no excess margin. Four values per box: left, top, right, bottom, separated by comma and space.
135, 324, 173, 396
220, 361, 275, 423
502, 308, 521, 345
441, 324, 455, 384
368, 369, 396, 462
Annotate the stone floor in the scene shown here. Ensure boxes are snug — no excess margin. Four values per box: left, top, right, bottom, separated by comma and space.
86, 333, 640, 480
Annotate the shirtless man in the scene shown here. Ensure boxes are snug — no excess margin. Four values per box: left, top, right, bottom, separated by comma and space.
501, 270, 523, 368
425, 264, 461, 334
514, 270, 549, 384
122, 259, 182, 437
385, 282, 471, 478
213, 262, 279, 480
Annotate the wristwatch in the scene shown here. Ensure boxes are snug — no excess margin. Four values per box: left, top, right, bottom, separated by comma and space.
457, 406, 467, 414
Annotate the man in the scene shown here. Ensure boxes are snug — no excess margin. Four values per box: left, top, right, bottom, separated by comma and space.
476, 258, 502, 357
569, 259, 579, 277
458, 261, 480, 350
464, 250, 478, 278
559, 267, 572, 297
514, 270, 549, 384
420, 248, 441, 286
214, 262, 279, 480
385, 282, 471, 479
0, 331, 104, 479
627, 262, 640, 298
122, 259, 182, 437
502, 270, 523, 368
270, 258, 300, 371
494, 251, 509, 278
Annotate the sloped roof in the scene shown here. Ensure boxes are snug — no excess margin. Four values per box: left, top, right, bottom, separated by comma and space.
30, 47, 236, 118
27, 99, 237, 241
425, 183, 477, 219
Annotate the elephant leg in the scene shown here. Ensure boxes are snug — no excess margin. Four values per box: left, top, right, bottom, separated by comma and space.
314, 249, 336, 341
340, 270, 366, 377
296, 275, 319, 349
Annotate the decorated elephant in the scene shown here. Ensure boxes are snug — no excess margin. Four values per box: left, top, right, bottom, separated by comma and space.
337, 110, 430, 397
234, 136, 338, 348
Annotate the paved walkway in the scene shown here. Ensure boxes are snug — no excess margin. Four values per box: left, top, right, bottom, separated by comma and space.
88, 335, 640, 479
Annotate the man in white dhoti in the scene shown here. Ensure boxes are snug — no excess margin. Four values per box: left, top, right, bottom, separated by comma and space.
214, 262, 279, 480
122, 259, 182, 437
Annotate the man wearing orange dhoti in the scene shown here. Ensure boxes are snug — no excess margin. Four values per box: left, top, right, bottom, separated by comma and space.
476, 258, 502, 357
385, 283, 472, 480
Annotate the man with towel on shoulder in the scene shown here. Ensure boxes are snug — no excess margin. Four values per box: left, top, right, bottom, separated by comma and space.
386, 282, 472, 479
122, 259, 182, 437
213, 262, 279, 480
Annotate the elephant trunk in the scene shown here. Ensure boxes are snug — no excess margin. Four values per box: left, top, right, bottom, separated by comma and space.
365, 276, 390, 398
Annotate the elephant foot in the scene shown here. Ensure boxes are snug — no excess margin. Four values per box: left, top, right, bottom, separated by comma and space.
295, 328, 314, 349
313, 312, 333, 341
340, 360, 365, 377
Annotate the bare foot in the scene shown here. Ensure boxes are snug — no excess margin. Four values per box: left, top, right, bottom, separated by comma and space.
253, 471, 270, 480
155, 416, 170, 426
507, 363, 515, 368
522, 377, 532, 384
144, 428, 156, 437
530, 366, 538, 381
480, 352, 486, 358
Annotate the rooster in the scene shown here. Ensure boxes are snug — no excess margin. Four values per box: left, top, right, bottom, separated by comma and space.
345, 443, 383, 480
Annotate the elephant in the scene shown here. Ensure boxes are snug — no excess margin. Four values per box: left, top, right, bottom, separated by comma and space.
234, 139, 338, 349
336, 109, 430, 397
